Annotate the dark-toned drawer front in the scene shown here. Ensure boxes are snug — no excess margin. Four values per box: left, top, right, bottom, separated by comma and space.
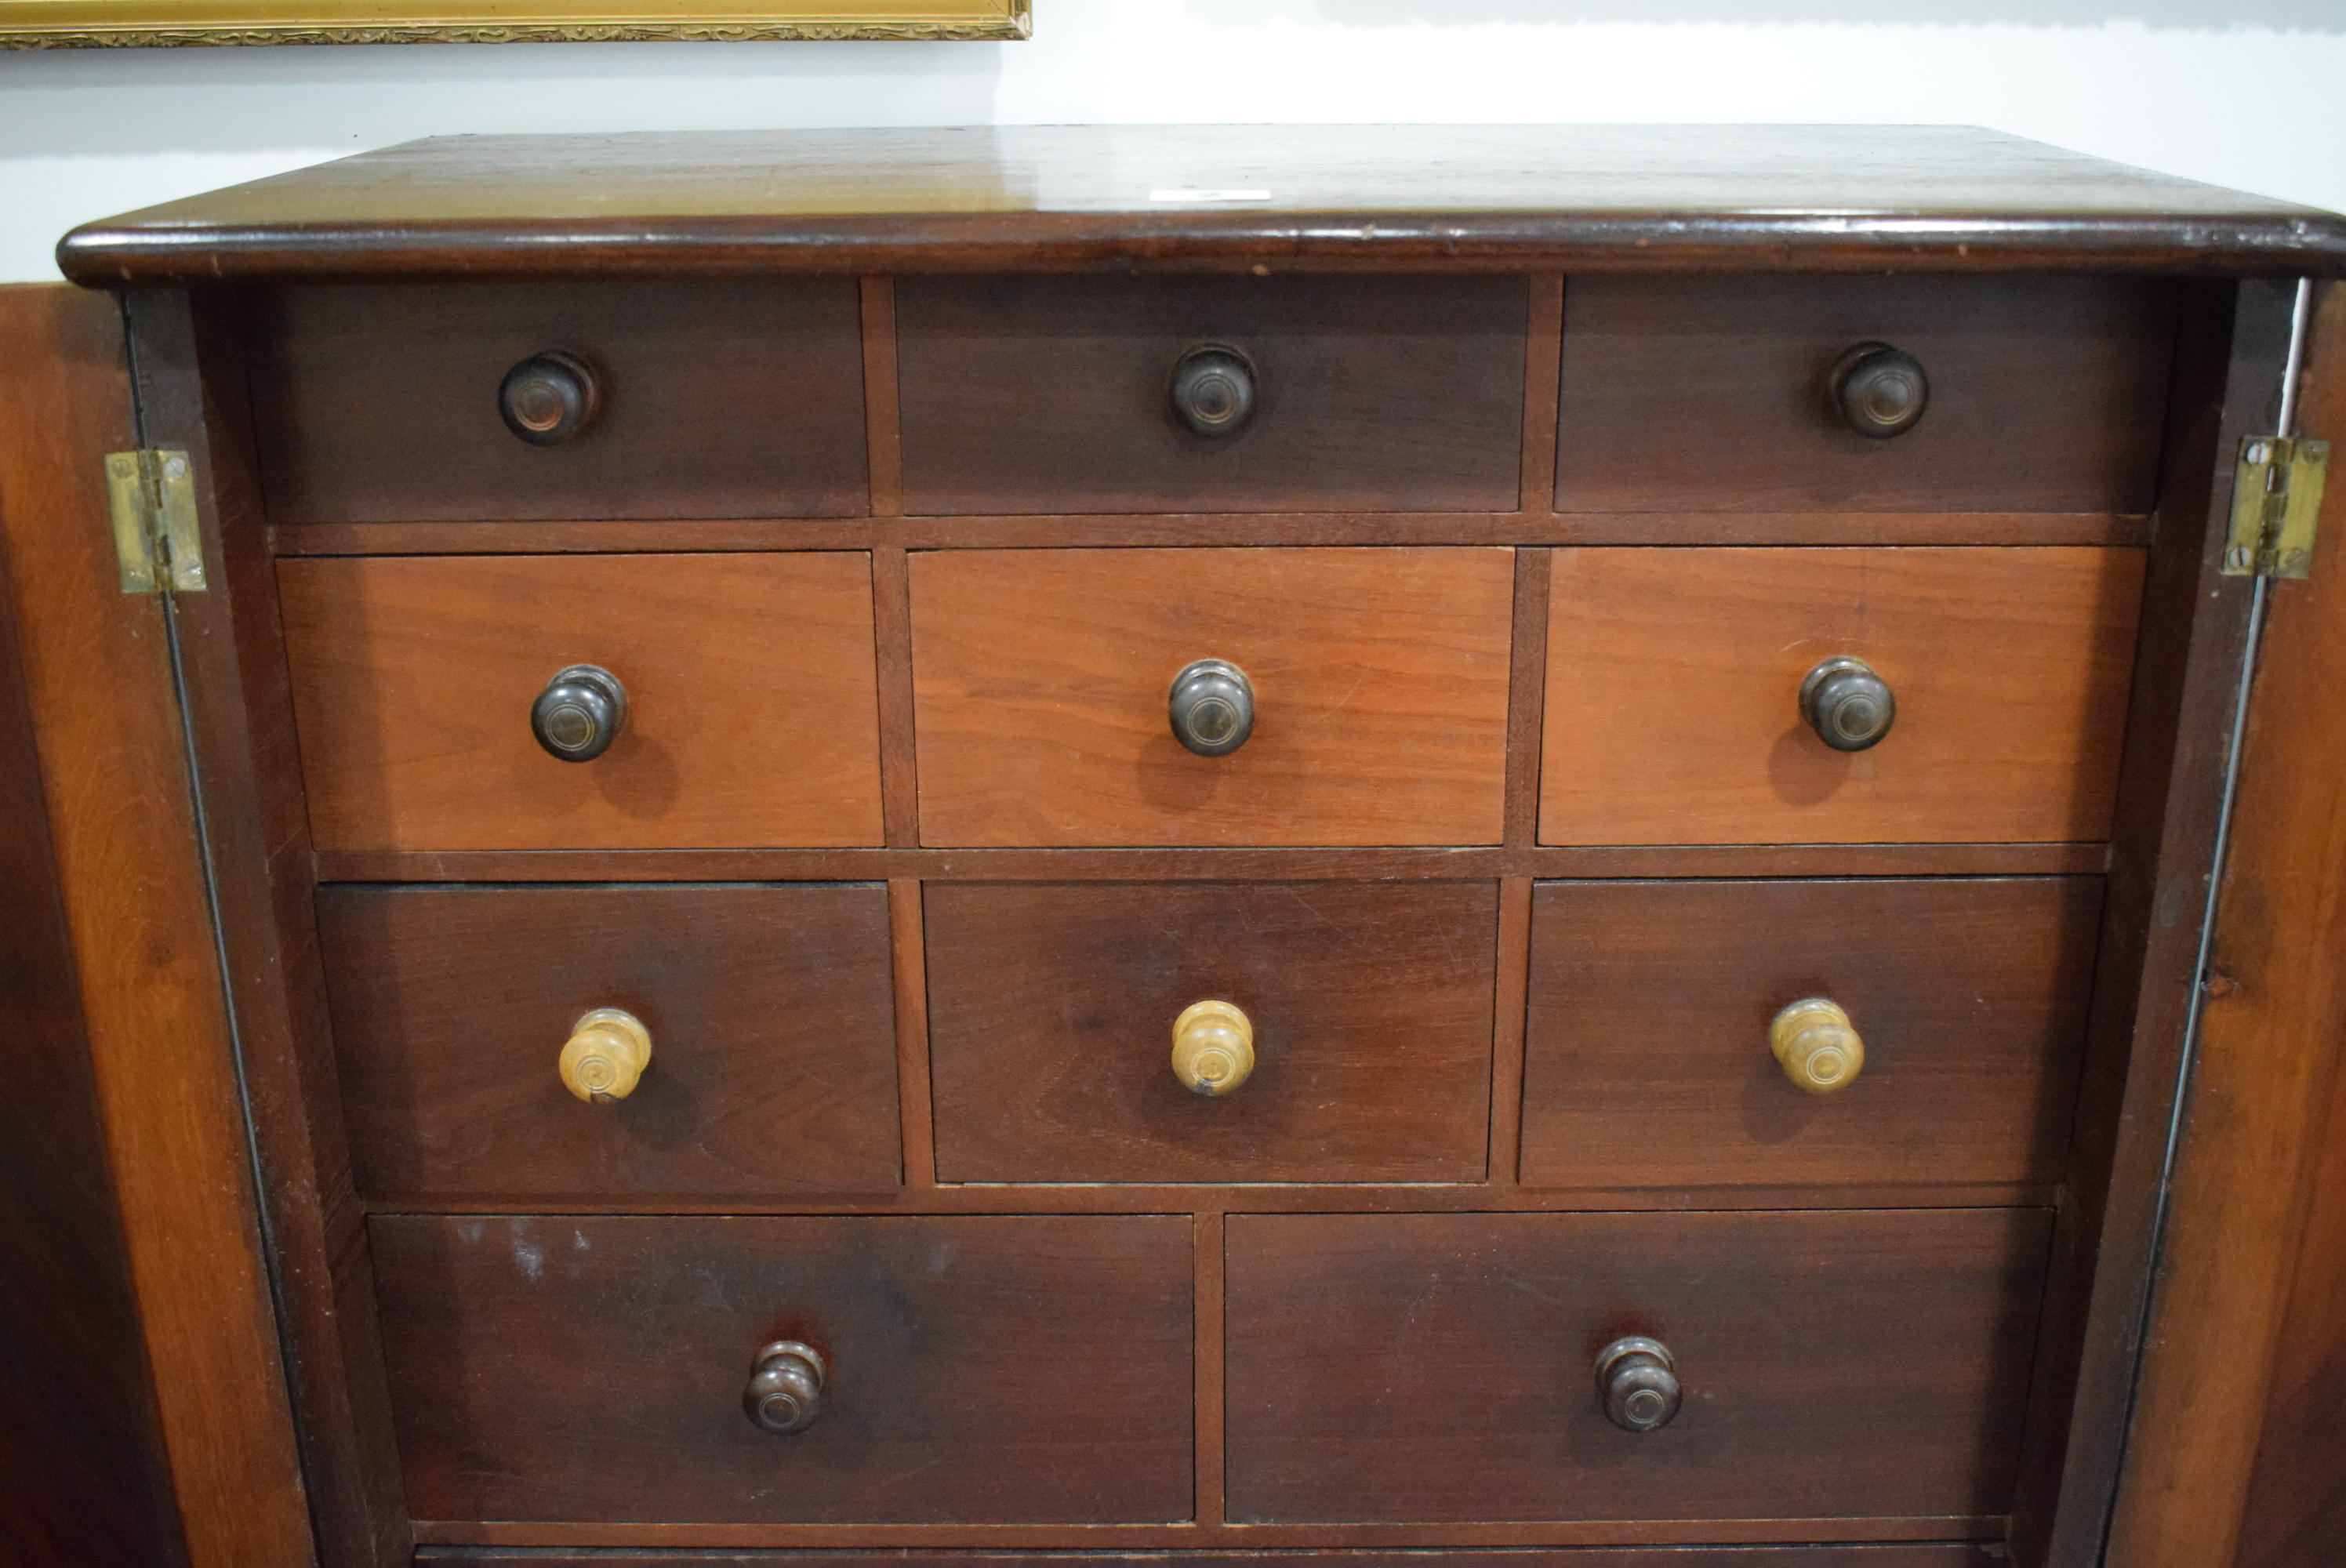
246, 281, 869, 522
1554, 274, 2174, 513
319, 884, 899, 1199
1520, 877, 2101, 1190
374, 1214, 1193, 1525
910, 547, 1515, 848
1540, 547, 2144, 846
897, 274, 1527, 514
1226, 1209, 2050, 1523
424, 1550, 2006, 1566
925, 881, 1498, 1183
280, 553, 884, 851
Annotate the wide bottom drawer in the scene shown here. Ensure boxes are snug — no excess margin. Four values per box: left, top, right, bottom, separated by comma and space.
420, 1552, 2007, 1566
1226, 1208, 2050, 1523
373, 1215, 1194, 1526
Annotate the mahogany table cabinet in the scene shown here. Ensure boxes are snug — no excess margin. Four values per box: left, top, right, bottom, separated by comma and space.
14, 125, 2346, 1568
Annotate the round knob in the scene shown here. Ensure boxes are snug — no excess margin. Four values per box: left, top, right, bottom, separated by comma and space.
531, 663, 627, 762
743, 1341, 825, 1436
1169, 345, 1257, 437
1168, 658, 1255, 757
1171, 1000, 1255, 1096
1828, 341, 1928, 439
558, 1007, 652, 1103
1770, 997, 1866, 1094
499, 350, 601, 446
1799, 656, 1895, 752
1596, 1335, 1680, 1433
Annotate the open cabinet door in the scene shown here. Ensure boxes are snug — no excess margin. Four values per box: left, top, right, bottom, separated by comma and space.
0, 282, 314, 1568
2110, 279, 2346, 1566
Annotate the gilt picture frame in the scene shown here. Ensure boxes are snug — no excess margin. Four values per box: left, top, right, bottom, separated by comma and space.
0, 0, 1026, 45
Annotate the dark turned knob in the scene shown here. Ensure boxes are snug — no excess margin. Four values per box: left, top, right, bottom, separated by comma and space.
1596, 1335, 1680, 1434
499, 350, 601, 446
1169, 658, 1255, 757
1169, 345, 1257, 437
743, 1341, 825, 1436
1828, 341, 1929, 439
1799, 656, 1896, 753
530, 663, 627, 762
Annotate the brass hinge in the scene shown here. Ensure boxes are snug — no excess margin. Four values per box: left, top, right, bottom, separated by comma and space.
103, 447, 206, 595
2221, 435, 2328, 579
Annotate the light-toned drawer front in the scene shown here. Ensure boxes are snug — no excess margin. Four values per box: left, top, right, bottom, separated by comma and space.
910, 546, 1515, 847
1540, 546, 2143, 845
281, 553, 884, 851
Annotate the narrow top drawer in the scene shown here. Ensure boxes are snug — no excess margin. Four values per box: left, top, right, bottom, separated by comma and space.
896, 274, 1528, 515
1555, 275, 2176, 514
245, 280, 870, 523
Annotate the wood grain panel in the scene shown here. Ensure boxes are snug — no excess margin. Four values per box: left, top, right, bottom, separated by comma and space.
372, 1214, 1193, 1525
317, 883, 899, 1199
244, 280, 868, 522
925, 880, 1498, 1183
2116, 278, 2346, 1568
1555, 275, 2175, 513
1540, 547, 2143, 845
911, 547, 1513, 847
1521, 877, 2101, 1189
280, 552, 883, 851
0, 282, 313, 1567
419, 1548, 2008, 1565
897, 274, 1524, 514
1225, 1208, 2050, 1524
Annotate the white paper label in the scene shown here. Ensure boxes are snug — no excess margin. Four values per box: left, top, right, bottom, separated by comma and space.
1148, 187, 1274, 203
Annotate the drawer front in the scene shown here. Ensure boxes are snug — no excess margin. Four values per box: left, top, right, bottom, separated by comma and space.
245, 281, 869, 523
925, 881, 1498, 1183
373, 1214, 1193, 1525
424, 1551, 2006, 1566
281, 554, 884, 851
319, 884, 899, 1200
1554, 275, 2174, 513
1225, 1208, 2050, 1523
896, 274, 1527, 514
910, 548, 1515, 847
1520, 877, 2101, 1190
1539, 546, 2143, 845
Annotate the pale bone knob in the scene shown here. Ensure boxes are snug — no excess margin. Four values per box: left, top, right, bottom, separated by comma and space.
558, 1007, 652, 1103
1171, 999, 1255, 1096
1770, 997, 1865, 1094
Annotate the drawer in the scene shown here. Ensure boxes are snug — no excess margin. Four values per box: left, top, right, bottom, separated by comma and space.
245, 281, 869, 522
372, 1214, 1194, 1524
1520, 877, 2101, 1190
280, 553, 884, 851
1225, 1208, 2050, 1523
925, 881, 1498, 1183
423, 1552, 2007, 1566
1554, 275, 2174, 513
318, 884, 899, 1199
896, 274, 1527, 514
910, 548, 1515, 847
1539, 546, 2143, 845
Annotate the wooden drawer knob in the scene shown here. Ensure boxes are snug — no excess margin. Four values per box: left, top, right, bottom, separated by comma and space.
1171, 999, 1255, 1096
1596, 1335, 1680, 1433
532, 663, 627, 762
1169, 658, 1254, 757
558, 1007, 652, 1103
1829, 341, 1929, 438
1170, 344, 1257, 437
1770, 996, 1865, 1094
1799, 655, 1895, 752
499, 350, 601, 445
743, 1340, 826, 1436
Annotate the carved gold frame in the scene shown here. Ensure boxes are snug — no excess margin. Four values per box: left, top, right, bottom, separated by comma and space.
0, 0, 1027, 45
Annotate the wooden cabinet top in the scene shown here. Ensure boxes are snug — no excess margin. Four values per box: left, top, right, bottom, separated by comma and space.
56, 122, 2346, 284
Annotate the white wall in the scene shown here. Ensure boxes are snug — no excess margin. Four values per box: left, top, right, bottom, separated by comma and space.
4, 0, 2344, 285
